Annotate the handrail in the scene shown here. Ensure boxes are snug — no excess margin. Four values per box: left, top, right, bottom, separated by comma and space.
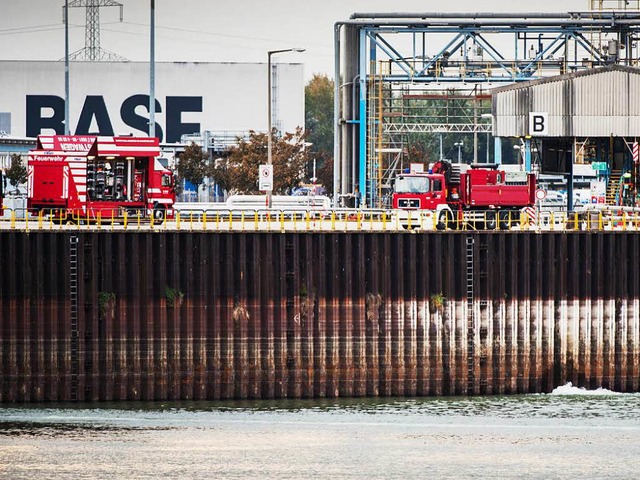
2, 206, 640, 233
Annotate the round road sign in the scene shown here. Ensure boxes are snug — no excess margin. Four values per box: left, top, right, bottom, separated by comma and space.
535, 189, 547, 201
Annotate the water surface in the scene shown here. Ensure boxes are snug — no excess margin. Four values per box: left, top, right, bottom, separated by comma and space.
1, 384, 639, 479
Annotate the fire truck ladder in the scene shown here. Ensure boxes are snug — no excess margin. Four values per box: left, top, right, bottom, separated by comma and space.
70, 235, 79, 401
465, 236, 475, 395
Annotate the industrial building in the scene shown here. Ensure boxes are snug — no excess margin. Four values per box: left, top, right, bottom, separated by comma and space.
493, 65, 640, 207
334, 7, 640, 208
0, 60, 304, 143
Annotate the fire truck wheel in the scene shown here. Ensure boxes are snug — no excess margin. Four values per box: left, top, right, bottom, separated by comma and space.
436, 210, 452, 230
498, 210, 511, 230
153, 206, 166, 222
485, 211, 497, 230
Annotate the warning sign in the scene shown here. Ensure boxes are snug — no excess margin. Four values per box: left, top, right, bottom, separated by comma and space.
259, 164, 273, 191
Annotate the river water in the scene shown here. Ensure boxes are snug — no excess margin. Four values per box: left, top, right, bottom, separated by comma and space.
1, 384, 639, 479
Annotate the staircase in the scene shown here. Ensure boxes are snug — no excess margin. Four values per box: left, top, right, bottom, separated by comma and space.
606, 170, 621, 205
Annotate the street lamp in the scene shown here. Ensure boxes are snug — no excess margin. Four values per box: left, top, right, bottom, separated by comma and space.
480, 113, 492, 164
267, 48, 305, 208
454, 141, 464, 163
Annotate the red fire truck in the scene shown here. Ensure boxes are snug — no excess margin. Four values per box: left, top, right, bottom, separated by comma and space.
27, 135, 175, 222
392, 160, 536, 229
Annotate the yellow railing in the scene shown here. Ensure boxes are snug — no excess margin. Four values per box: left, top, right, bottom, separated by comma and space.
3, 207, 640, 233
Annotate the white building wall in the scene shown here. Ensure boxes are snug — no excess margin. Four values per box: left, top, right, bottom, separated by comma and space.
0, 61, 304, 142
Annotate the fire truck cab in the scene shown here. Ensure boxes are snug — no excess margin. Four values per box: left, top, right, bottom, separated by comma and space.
392, 160, 536, 230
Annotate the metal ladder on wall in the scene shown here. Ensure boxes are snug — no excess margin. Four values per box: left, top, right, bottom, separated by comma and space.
466, 236, 475, 395
84, 238, 93, 400
70, 235, 79, 401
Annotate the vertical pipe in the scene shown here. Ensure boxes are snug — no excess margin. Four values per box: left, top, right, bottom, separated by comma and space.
358, 29, 368, 207
64, 0, 70, 135
333, 24, 341, 208
149, 0, 156, 138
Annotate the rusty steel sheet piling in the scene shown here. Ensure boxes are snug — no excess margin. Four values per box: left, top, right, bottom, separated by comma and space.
3, 231, 640, 402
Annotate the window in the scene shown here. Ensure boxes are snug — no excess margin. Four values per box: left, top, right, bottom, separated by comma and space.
162, 174, 172, 187
395, 176, 430, 193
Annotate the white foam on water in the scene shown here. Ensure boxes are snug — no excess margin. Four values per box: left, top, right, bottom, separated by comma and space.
550, 382, 622, 396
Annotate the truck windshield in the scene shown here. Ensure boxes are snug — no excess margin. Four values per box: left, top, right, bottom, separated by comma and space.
395, 176, 430, 193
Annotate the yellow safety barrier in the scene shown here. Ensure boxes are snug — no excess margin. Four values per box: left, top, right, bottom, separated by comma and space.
9, 206, 640, 233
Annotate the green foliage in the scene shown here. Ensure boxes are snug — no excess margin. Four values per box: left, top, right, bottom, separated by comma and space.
165, 286, 184, 308
305, 74, 334, 195
176, 142, 210, 191
6, 154, 27, 192
98, 291, 116, 317
429, 292, 445, 312
305, 74, 334, 154
211, 128, 309, 195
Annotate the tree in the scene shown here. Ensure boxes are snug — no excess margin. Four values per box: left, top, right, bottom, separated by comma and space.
5, 154, 27, 194
211, 128, 309, 195
176, 142, 210, 193
305, 74, 334, 154
305, 74, 334, 195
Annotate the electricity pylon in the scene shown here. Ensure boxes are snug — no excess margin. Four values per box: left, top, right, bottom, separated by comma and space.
64, 0, 126, 61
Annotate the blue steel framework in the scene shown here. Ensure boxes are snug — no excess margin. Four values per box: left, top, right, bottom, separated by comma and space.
334, 12, 640, 207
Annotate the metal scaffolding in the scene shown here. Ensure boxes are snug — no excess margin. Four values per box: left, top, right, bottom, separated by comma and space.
334, 10, 640, 207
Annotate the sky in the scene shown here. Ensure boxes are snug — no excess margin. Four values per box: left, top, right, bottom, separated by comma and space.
2, 0, 590, 80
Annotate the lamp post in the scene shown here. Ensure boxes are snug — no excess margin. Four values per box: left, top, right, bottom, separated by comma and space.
480, 113, 492, 164
149, 0, 156, 138
267, 48, 305, 208
454, 141, 464, 163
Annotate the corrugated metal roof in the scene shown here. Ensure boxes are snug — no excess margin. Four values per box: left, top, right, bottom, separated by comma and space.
492, 65, 640, 137
491, 64, 640, 94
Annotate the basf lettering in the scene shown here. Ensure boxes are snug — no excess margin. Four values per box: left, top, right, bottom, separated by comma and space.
26, 94, 202, 142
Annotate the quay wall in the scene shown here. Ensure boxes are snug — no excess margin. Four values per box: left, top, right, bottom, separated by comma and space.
1, 231, 639, 402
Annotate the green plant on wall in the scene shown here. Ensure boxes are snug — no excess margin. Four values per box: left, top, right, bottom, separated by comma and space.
429, 292, 445, 313
165, 286, 184, 308
98, 291, 116, 317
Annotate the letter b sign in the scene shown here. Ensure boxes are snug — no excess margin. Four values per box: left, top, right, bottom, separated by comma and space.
529, 112, 548, 136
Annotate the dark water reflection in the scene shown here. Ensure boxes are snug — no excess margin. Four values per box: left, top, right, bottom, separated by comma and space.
1, 387, 640, 479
